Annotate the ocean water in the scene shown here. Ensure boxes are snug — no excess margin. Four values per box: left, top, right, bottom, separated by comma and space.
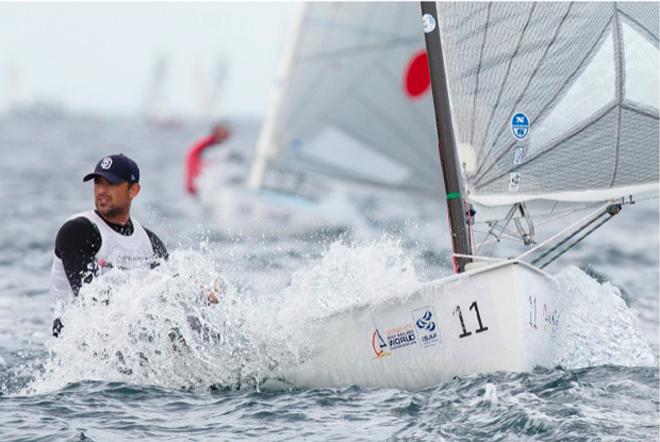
0, 115, 658, 441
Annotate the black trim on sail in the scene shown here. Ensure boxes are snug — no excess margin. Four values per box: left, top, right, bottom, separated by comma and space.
420, 2, 473, 273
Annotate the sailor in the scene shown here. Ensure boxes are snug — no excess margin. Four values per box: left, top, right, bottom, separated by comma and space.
185, 123, 231, 195
49, 153, 168, 337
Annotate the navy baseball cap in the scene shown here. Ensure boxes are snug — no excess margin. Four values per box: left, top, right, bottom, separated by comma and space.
83, 154, 140, 184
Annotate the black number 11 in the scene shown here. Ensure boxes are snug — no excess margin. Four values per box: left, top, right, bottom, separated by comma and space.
455, 301, 488, 338
470, 301, 489, 333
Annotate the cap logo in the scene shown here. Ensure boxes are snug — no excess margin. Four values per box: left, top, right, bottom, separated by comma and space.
100, 157, 113, 169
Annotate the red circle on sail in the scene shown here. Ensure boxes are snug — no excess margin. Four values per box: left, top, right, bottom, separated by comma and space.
404, 51, 430, 98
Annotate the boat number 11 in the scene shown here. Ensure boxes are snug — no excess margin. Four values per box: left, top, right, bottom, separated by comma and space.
454, 301, 489, 338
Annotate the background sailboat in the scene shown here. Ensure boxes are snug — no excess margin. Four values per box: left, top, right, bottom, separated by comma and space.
257, 1, 659, 389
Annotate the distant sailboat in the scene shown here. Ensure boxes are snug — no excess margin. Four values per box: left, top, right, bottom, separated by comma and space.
196, 5, 370, 237
142, 54, 183, 128
261, 1, 659, 389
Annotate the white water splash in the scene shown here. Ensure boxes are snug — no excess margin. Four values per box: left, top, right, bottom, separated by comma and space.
26, 239, 422, 393
552, 265, 656, 368
25, 244, 655, 394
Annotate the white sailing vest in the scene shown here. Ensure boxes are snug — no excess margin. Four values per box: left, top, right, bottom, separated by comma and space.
49, 210, 154, 310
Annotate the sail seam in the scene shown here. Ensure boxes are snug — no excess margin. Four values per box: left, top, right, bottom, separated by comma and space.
473, 13, 615, 187
610, 6, 624, 188
469, 3, 492, 146
617, 9, 659, 45
620, 103, 660, 120
477, 3, 538, 160
474, 2, 575, 181
476, 103, 618, 189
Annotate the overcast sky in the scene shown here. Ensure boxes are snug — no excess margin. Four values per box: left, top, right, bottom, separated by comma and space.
0, 2, 298, 119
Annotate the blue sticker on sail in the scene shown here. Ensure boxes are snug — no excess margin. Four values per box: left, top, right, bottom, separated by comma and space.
511, 113, 529, 140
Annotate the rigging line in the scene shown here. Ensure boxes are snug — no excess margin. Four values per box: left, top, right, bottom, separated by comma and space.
516, 201, 612, 260
476, 226, 522, 252
616, 8, 659, 45
469, 2, 492, 146
476, 3, 537, 160
530, 210, 609, 266
516, 202, 611, 260
536, 213, 617, 269
474, 3, 574, 174
533, 207, 598, 226
610, 9, 625, 188
480, 228, 526, 243
476, 102, 617, 188
474, 13, 615, 185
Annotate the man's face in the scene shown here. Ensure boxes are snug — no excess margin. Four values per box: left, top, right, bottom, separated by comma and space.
93, 176, 140, 218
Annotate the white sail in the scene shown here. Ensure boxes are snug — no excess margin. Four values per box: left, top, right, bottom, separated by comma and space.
436, 2, 659, 207
251, 2, 658, 222
249, 2, 441, 196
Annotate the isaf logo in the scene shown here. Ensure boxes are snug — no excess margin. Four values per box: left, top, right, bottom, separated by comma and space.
101, 157, 113, 169
413, 307, 441, 347
416, 310, 436, 332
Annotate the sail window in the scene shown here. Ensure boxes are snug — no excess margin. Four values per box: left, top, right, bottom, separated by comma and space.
529, 29, 616, 156
621, 20, 659, 110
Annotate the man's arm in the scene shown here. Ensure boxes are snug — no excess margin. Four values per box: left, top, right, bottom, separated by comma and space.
55, 217, 102, 295
145, 228, 168, 260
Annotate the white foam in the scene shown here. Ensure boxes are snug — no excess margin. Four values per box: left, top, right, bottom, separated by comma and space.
552, 266, 655, 369
24, 244, 655, 394
26, 239, 422, 394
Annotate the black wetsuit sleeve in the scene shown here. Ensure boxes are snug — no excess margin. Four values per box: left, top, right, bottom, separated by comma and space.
54, 217, 102, 296
145, 228, 169, 260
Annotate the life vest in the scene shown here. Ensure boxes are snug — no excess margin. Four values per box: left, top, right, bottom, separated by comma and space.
49, 210, 153, 312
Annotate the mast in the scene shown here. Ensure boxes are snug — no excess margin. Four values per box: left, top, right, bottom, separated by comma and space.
420, 2, 472, 273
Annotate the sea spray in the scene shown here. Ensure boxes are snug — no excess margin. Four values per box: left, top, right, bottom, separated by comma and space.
26, 239, 424, 393
252, 238, 425, 382
25, 242, 655, 395
552, 266, 655, 368
28, 250, 243, 393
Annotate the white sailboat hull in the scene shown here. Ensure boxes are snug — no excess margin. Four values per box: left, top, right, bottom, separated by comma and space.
280, 261, 560, 390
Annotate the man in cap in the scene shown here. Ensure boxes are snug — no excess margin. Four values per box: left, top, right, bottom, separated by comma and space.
49, 153, 168, 337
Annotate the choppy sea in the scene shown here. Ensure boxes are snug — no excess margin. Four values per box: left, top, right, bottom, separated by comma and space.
0, 114, 658, 441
